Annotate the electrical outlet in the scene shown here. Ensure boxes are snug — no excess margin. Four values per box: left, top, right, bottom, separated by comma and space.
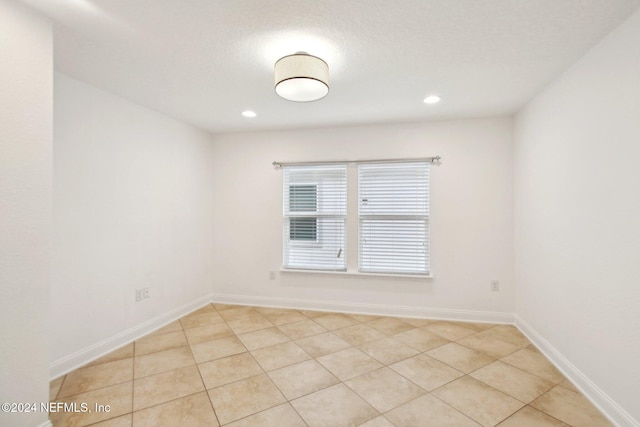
135, 289, 143, 302
269, 271, 276, 280
491, 281, 500, 291
143, 287, 150, 299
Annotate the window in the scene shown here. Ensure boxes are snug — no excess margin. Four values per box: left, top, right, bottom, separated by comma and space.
283, 165, 347, 270
289, 185, 318, 241
358, 162, 430, 274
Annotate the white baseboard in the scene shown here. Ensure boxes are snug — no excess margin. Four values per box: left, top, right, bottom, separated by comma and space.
211, 293, 513, 324
38, 421, 53, 427
514, 315, 639, 427
50, 294, 212, 379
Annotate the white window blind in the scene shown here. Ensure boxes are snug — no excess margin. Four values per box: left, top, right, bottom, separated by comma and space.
358, 162, 430, 274
283, 164, 347, 271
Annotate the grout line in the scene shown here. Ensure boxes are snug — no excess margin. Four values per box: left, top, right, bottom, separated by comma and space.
428, 391, 489, 426
187, 320, 222, 427
523, 403, 571, 425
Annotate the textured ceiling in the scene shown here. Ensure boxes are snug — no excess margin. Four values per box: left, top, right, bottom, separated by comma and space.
22, 0, 640, 133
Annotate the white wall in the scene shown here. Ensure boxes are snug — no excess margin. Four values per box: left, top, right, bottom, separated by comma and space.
52, 74, 216, 368
211, 117, 514, 320
514, 8, 640, 426
0, 1, 52, 426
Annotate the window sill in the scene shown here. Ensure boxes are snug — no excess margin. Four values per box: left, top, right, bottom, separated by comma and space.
280, 268, 433, 280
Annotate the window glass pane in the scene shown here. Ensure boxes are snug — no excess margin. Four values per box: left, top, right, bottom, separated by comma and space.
289, 217, 317, 241
289, 185, 317, 212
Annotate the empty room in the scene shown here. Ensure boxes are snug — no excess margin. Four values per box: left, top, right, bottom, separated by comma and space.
1, 0, 639, 426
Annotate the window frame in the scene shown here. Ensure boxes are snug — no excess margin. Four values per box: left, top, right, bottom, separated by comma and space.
282, 164, 347, 271
280, 160, 431, 276
357, 161, 430, 275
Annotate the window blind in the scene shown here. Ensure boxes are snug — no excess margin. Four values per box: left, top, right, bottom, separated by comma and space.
358, 162, 430, 274
283, 164, 347, 271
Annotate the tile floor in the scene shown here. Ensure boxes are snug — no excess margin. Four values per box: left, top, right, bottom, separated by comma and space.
49, 304, 614, 427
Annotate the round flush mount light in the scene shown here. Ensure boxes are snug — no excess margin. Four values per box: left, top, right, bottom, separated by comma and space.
275, 52, 329, 102
423, 95, 441, 104
241, 110, 257, 118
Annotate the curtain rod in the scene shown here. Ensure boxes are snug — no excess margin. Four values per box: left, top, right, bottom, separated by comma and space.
272, 156, 441, 168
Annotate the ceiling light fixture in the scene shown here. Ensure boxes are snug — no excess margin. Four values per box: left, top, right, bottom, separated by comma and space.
423, 95, 441, 104
241, 110, 257, 118
275, 52, 329, 102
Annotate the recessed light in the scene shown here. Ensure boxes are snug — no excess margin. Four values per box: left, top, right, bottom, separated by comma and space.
241, 110, 257, 118
423, 95, 441, 104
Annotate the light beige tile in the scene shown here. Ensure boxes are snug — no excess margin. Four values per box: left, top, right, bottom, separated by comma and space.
527, 343, 542, 353
208, 374, 286, 425
401, 317, 434, 327
314, 313, 360, 330
501, 348, 565, 383
134, 330, 187, 356
218, 306, 258, 321
348, 313, 381, 323
424, 321, 476, 340
473, 325, 531, 347
227, 314, 274, 334
345, 367, 425, 413
251, 341, 311, 371
268, 359, 340, 400
299, 310, 327, 318
238, 326, 290, 350
149, 321, 182, 336
133, 346, 195, 379
263, 310, 306, 325
91, 414, 132, 427
50, 381, 133, 427
531, 386, 614, 426
213, 303, 241, 311
390, 354, 463, 391
85, 343, 135, 367
497, 405, 570, 427
317, 347, 383, 381
433, 376, 524, 427
358, 416, 395, 427
426, 342, 495, 373
132, 392, 218, 427
456, 334, 520, 359
488, 325, 531, 346
184, 322, 233, 345
392, 327, 450, 352
366, 317, 415, 335
278, 319, 327, 340
53, 305, 585, 427
333, 323, 386, 346
180, 311, 224, 329
295, 332, 351, 357
254, 306, 291, 315
291, 383, 378, 427
225, 403, 306, 427
459, 322, 497, 332
386, 394, 481, 427
133, 365, 204, 411
50, 376, 64, 400
198, 352, 263, 389
559, 378, 580, 393
190, 335, 246, 363
358, 337, 420, 365
190, 304, 216, 315
59, 358, 133, 398
471, 361, 554, 403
